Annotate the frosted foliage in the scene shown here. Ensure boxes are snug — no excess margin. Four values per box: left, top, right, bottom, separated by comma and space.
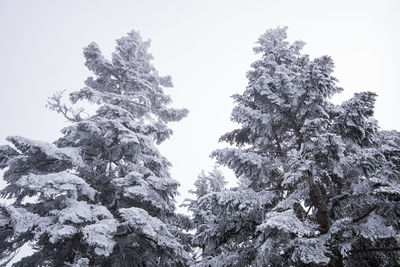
69, 31, 188, 124
189, 186, 275, 265
147, 175, 179, 191
371, 177, 400, 195
3, 201, 118, 257
16, 171, 96, 200
59, 147, 84, 167
206, 166, 227, 193
120, 207, 164, 238
43, 200, 116, 255
111, 171, 142, 186
283, 149, 321, 186
8, 207, 42, 234
290, 237, 330, 265
53, 199, 113, 224
273, 187, 305, 210
258, 210, 317, 237
113, 171, 177, 212
65, 258, 89, 267
198, 189, 274, 209
119, 207, 184, 251
0, 30, 190, 266
7, 136, 83, 166
82, 219, 118, 256
186, 167, 228, 201
48, 225, 78, 243
357, 213, 396, 240
124, 183, 169, 211
194, 252, 240, 267
195, 27, 400, 266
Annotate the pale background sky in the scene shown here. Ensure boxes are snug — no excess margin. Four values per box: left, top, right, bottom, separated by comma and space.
0, 0, 399, 212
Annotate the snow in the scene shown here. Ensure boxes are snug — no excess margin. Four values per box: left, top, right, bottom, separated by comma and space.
124, 183, 170, 211
48, 200, 118, 255
119, 207, 183, 250
147, 175, 179, 191
290, 237, 330, 265
82, 219, 118, 256
258, 210, 318, 237
7, 136, 62, 156
2, 25, 398, 266
7, 136, 83, 166
54, 199, 113, 224
16, 171, 96, 200
120, 207, 163, 238
0, 28, 191, 266
48, 225, 78, 243
8, 207, 41, 234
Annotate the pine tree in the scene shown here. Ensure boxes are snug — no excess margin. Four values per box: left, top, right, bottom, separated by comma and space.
183, 165, 228, 212
187, 166, 227, 201
0, 31, 191, 266
182, 166, 228, 263
195, 27, 400, 266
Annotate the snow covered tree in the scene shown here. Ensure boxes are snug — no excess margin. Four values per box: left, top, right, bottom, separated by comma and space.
206, 165, 228, 194
190, 171, 210, 199
183, 165, 227, 212
188, 166, 227, 200
0, 31, 191, 266
196, 27, 400, 266
182, 166, 228, 263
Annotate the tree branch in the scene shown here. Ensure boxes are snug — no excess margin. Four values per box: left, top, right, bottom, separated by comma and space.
352, 205, 377, 223
271, 124, 284, 156
304, 205, 313, 220
351, 247, 400, 253
114, 227, 157, 245
47, 90, 86, 122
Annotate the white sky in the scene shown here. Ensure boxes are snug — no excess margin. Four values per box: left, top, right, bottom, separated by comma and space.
0, 0, 399, 210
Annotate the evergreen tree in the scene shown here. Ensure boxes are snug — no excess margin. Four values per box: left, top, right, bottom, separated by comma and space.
188, 166, 227, 200
0, 31, 191, 266
207, 165, 228, 194
183, 165, 228, 212
190, 171, 210, 200
182, 166, 228, 263
195, 27, 400, 266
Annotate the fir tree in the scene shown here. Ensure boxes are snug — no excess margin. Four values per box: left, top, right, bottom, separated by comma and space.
182, 166, 228, 263
188, 166, 227, 200
183, 165, 228, 212
0, 31, 191, 267
195, 27, 400, 266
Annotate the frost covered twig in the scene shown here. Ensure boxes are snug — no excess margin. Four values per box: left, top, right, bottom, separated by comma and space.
47, 90, 87, 122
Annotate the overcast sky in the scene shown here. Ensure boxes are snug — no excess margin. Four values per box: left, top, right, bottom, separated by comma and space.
1, 0, 399, 209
